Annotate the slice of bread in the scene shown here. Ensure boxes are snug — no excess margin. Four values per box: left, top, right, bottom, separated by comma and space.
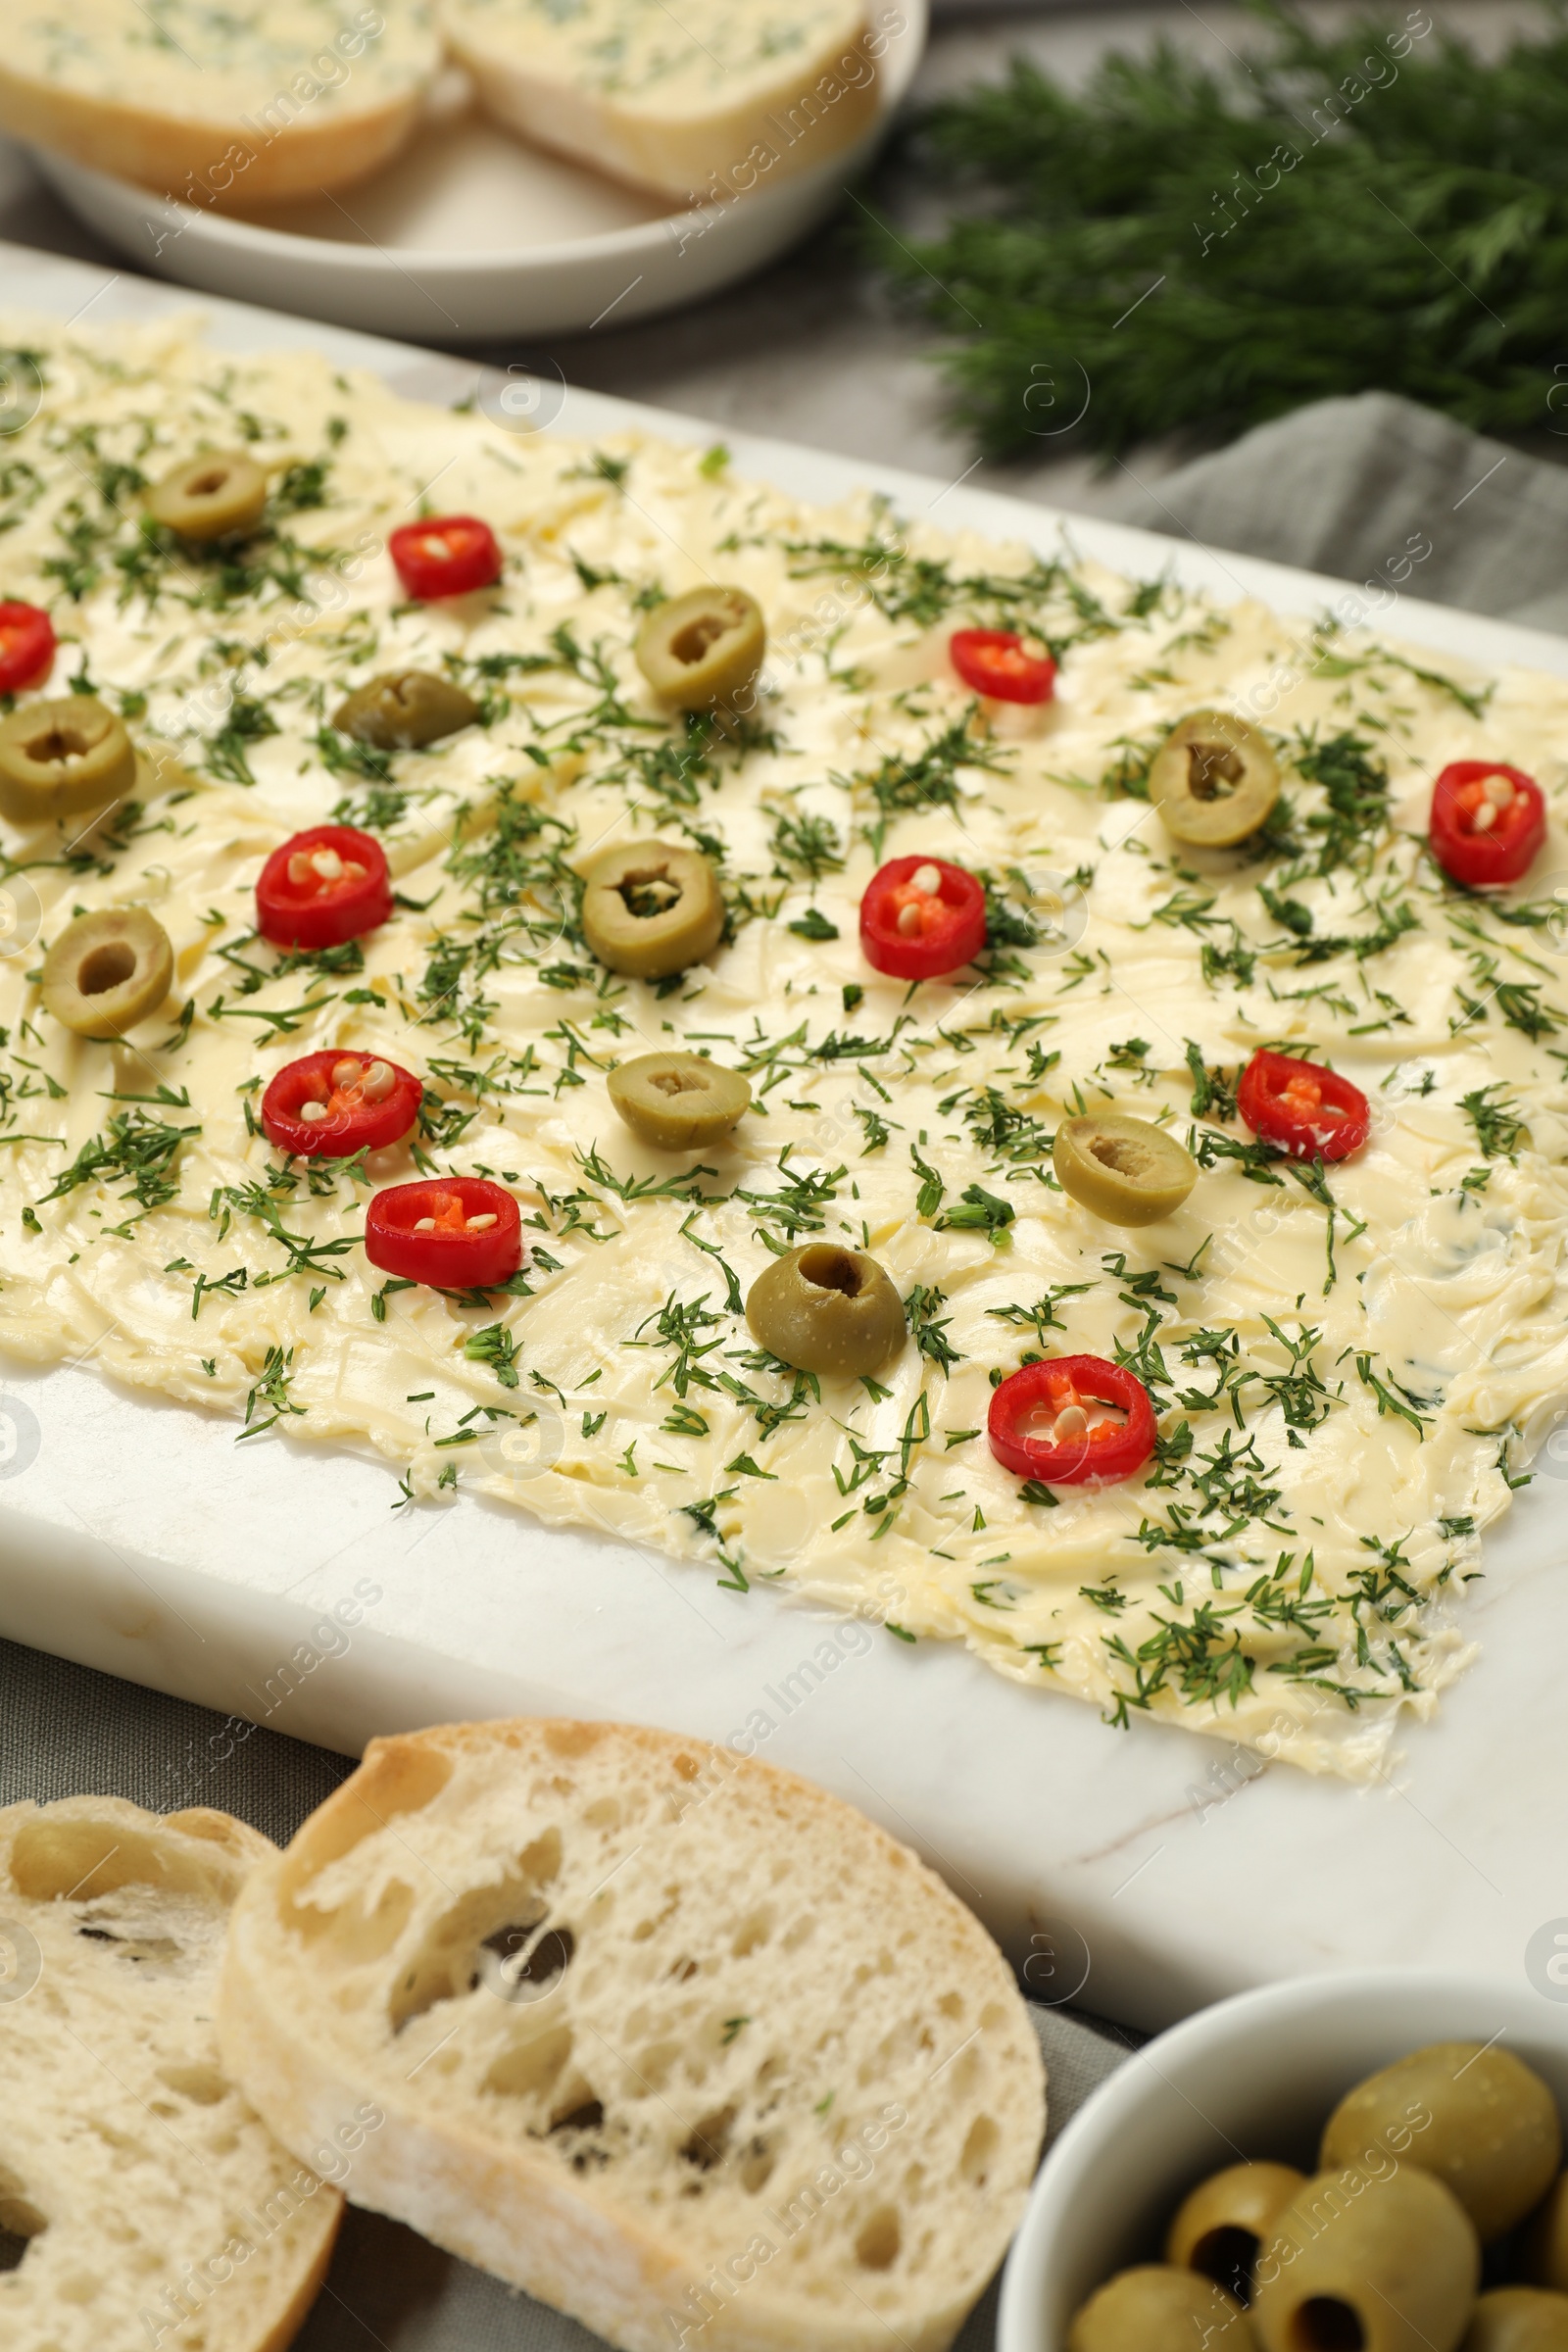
218, 1718, 1046, 2352
437, 0, 884, 202
0, 1795, 343, 2352
0, 0, 439, 207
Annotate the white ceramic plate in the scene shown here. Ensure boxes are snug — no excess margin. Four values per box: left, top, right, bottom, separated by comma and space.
998, 1970, 1568, 2352
26, 3, 925, 343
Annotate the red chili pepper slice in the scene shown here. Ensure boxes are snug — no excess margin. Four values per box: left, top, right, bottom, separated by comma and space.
256, 824, 392, 950
388, 515, 502, 601
988, 1355, 1155, 1487
261, 1050, 421, 1158
0, 603, 56, 695
366, 1177, 521, 1290
1429, 760, 1545, 889
1238, 1049, 1369, 1162
859, 855, 987, 981
950, 629, 1055, 706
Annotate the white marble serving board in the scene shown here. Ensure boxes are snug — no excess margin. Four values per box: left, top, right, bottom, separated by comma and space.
3, 238, 1566, 2034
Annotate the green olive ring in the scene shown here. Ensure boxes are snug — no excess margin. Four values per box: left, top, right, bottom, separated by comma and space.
1166, 2163, 1306, 2307
41, 906, 174, 1037
635, 586, 766, 713
1251, 2166, 1479, 2352
331, 670, 481, 750
608, 1052, 750, 1150
1151, 710, 1280, 849
1322, 2043, 1562, 2244
0, 698, 138, 827
580, 841, 725, 980
144, 451, 269, 542
1054, 1113, 1198, 1227
745, 1245, 906, 1378
1068, 2266, 1254, 2351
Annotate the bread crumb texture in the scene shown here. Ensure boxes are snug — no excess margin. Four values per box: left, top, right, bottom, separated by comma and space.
0, 1796, 341, 2352
219, 1719, 1046, 2352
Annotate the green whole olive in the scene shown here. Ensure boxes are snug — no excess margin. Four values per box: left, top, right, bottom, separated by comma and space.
1321, 2043, 1562, 2243
581, 841, 724, 980
0, 698, 138, 827
1151, 710, 1280, 849
1251, 2165, 1480, 2352
41, 906, 174, 1037
1054, 1112, 1198, 1227
635, 585, 766, 712
331, 670, 480, 750
1524, 2176, 1568, 2291
1068, 2265, 1255, 2351
608, 1051, 750, 1151
745, 1244, 906, 1379
1461, 2288, 1568, 2351
1167, 2163, 1307, 2307
144, 451, 269, 542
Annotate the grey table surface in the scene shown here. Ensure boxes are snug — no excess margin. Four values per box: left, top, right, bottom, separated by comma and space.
0, 4, 1564, 2345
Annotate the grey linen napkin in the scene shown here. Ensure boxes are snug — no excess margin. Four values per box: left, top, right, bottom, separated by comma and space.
0, 1635, 1131, 2350
1106, 390, 1568, 635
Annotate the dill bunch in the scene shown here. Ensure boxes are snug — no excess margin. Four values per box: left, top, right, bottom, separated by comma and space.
870, 4, 1568, 457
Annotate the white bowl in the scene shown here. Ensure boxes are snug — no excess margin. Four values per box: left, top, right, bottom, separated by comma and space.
28, 0, 926, 343
999, 1970, 1568, 2352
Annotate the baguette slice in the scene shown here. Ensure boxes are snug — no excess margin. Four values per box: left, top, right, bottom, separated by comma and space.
0, 1795, 343, 2352
0, 0, 439, 206
219, 1718, 1045, 2352
438, 0, 883, 202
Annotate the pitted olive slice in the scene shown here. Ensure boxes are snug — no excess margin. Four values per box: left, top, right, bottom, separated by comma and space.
0, 698, 137, 827
609, 1051, 750, 1150
581, 840, 724, 979
332, 670, 480, 750
746, 1244, 906, 1378
144, 452, 268, 543
635, 586, 765, 712
1054, 1113, 1198, 1226
1151, 710, 1279, 848
41, 906, 173, 1036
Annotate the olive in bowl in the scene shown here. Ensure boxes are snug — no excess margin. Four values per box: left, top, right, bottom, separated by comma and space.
996, 1973, 1568, 2352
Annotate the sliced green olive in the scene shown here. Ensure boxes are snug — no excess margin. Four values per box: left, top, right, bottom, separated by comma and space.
746, 1244, 906, 1379
0, 698, 137, 827
1251, 2166, 1479, 2352
41, 906, 173, 1037
332, 670, 480, 750
1054, 1113, 1198, 1226
144, 451, 268, 542
635, 586, 765, 712
1322, 2043, 1562, 2244
581, 841, 724, 980
1151, 710, 1280, 848
1167, 2163, 1306, 2306
1461, 2288, 1568, 2351
1069, 2266, 1255, 2351
609, 1052, 750, 1150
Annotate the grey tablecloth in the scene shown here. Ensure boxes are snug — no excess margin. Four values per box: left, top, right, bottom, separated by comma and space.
0, 1636, 1133, 2348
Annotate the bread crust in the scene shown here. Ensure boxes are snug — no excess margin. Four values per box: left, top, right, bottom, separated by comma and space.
220, 1717, 1045, 2352
0, 66, 423, 205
